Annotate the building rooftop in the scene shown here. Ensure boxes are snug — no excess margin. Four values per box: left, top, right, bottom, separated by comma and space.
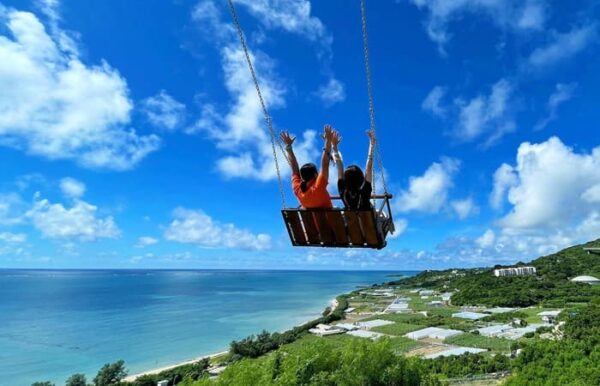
571, 275, 600, 283
424, 347, 487, 359
405, 327, 463, 340
452, 311, 488, 320
538, 310, 561, 317
347, 330, 384, 340
357, 319, 394, 329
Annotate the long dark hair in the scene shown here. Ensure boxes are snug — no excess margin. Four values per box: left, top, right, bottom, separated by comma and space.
300, 163, 318, 192
344, 165, 365, 192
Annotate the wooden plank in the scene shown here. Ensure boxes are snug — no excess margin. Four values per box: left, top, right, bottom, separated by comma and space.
344, 211, 364, 246
358, 210, 380, 247
327, 211, 348, 245
300, 211, 321, 245
313, 211, 334, 245
282, 210, 307, 245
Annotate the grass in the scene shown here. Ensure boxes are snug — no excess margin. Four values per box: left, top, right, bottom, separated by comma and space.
388, 336, 425, 353
371, 322, 425, 336
445, 333, 512, 352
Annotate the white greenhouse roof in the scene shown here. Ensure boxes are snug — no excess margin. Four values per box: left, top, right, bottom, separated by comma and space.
452, 311, 488, 320
424, 347, 486, 359
347, 330, 384, 340
405, 327, 463, 340
357, 319, 394, 329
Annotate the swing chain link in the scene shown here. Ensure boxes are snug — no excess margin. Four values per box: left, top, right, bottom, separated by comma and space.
360, 0, 389, 200
227, 0, 287, 208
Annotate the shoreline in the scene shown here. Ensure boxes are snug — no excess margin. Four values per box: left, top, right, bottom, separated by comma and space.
124, 296, 343, 382
123, 350, 229, 382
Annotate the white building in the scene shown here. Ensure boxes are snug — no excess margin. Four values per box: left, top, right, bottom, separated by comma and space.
335, 323, 358, 331
157, 381, 169, 386
386, 297, 410, 313
538, 310, 561, 324
571, 275, 600, 285
357, 319, 394, 329
452, 311, 488, 320
405, 327, 463, 340
419, 289, 435, 296
347, 330, 384, 340
485, 307, 517, 314
476, 324, 513, 337
427, 300, 444, 307
309, 324, 344, 336
424, 347, 486, 359
494, 266, 537, 277
440, 292, 453, 302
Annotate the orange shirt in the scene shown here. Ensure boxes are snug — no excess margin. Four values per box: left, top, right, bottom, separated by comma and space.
292, 173, 333, 209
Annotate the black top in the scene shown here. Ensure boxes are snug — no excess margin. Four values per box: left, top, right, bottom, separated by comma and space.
338, 179, 372, 210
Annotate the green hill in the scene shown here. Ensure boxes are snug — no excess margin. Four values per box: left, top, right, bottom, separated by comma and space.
393, 239, 600, 307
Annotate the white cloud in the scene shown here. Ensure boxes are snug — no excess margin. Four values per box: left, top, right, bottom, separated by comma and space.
387, 218, 408, 239
396, 157, 460, 213
190, 2, 319, 181
60, 177, 85, 198
0, 231, 26, 243
315, 78, 346, 107
164, 207, 271, 251
0, 7, 160, 170
490, 163, 518, 209
534, 83, 577, 130
498, 137, 600, 231
409, 0, 545, 52
233, 0, 330, 46
451, 197, 478, 219
476, 229, 495, 249
26, 193, 120, 241
142, 90, 186, 131
136, 236, 159, 248
422, 86, 447, 117
527, 24, 597, 69
0, 193, 26, 225
455, 79, 515, 145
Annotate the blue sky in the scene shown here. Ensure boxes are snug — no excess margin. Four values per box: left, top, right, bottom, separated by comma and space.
0, 0, 599, 270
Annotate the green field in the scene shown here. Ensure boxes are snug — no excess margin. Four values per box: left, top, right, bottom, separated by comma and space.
371, 322, 424, 336
445, 333, 512, 352
388, 336, 426, 353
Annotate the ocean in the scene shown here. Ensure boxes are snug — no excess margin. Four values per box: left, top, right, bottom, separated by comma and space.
0, 269, 415, 386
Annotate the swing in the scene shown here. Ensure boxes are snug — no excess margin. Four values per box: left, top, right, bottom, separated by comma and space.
228, 0, 395, 249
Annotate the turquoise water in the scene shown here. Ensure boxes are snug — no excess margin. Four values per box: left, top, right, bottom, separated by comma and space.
0, 270, 414, 386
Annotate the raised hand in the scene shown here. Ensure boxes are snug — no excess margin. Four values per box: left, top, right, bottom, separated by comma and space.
331, 130, 342, 149
367, 129, 376, 145
280, 131, 296, 147
323, 124, 334, 143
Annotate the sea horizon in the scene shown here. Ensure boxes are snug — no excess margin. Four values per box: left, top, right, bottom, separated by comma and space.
0, 269, 417, 386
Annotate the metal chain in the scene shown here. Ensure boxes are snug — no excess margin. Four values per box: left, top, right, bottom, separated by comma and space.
227, 0, 287, 208
360, 0, 389, 200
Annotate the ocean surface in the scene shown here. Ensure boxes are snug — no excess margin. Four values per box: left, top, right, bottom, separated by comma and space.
0, 269, 416, 386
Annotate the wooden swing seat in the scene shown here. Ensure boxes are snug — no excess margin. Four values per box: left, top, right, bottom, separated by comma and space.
282, 194, 394, 249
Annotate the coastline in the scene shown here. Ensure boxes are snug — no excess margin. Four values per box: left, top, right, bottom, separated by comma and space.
124, 296, 343, 382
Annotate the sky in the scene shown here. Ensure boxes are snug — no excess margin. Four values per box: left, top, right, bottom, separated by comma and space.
0, 0, 599, 270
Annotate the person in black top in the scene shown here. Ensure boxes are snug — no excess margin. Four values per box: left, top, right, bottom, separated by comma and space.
331, 129, 376, 210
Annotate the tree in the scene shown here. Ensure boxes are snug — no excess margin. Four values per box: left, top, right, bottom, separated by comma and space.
66, 374, 87, 386
93, 360, 127, 386
31, 382, 54, 386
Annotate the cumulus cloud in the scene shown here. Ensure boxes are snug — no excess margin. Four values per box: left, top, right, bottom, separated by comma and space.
142, 90, 186, 131
190, 1, 319, 181
0, 7, 160, 170
315, 78, 346, 107
26, 192, 120, 241
451, 197, 478, 219
0, 192, 26, 225
136, 236, 159, 248
422, 86, 447, 117
409, 0, 545, 53
0, 231, 26, 243
164, 207, 271, 251
534, 83, 577, 130
396, 157, 460, 213
527, 24, 597, 69
490, 163, 518, 209
60, 177, 85, 198
455, 79, 515, 145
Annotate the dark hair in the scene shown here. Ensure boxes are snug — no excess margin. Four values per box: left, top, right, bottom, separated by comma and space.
344, 165, 365, 192
300, 163, 318, 192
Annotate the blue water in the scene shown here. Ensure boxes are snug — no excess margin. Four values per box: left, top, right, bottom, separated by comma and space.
0, 269, 414, 386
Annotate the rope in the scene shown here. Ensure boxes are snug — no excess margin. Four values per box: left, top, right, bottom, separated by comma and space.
227, 0, 287, 208
360, 0, 389, 201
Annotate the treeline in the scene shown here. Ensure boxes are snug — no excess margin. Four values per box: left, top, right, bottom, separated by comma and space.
229, 295, 349, 360
195, 338, 442, 386
391, 239, 600, 307
32, 358, 210, 386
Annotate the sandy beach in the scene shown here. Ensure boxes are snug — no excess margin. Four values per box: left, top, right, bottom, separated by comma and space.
123, 350, 229, 382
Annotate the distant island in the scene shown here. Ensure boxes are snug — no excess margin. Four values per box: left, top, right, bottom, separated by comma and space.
37, 239, 600, 386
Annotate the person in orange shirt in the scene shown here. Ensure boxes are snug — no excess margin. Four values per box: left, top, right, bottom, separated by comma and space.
280, 125, 335, 209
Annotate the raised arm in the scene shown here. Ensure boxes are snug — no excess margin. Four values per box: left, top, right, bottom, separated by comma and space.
365, 130, 376, 183
319, 124, 333, 183
280, 131, 300, 176
331, 130, 344, 180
